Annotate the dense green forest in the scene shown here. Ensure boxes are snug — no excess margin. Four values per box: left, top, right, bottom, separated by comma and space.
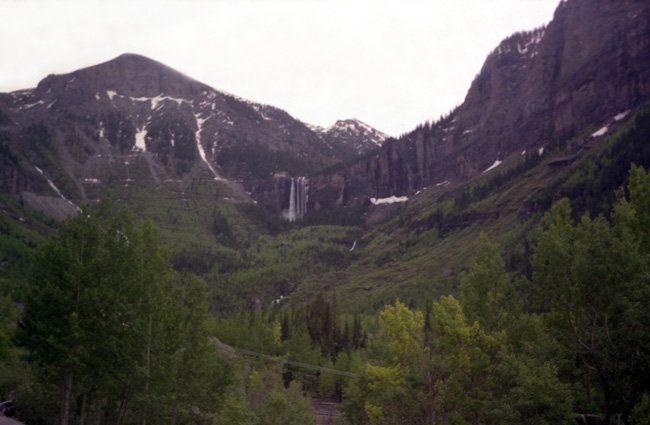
1, 200, 317, 425
2, 108, 650, 424
2, 165, 650, 424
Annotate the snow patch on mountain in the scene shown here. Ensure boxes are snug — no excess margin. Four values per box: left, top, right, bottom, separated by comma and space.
592, 126, 608, 138
135, 127, 147, 151
370, 196, 408, 205
23, 100, 44, 110
34, 165, 77, 209
194, 113, 222, 181
105, 90, 192, 111
614, 110, 631, 121
250, 104, 273, 121
482, 159, 502, 173
517, 28, 545, 55
494, 27, 546, 58
325, 118, 389, 147
305, 123, 325, 133
149, 94, 190, 110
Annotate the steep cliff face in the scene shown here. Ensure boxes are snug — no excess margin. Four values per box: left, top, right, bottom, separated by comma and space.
460, 0, 650, 164
307, 0, 650, 213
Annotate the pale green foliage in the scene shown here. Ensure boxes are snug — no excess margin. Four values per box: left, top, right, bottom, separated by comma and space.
364, 301, 423, 423
457, 233, 574, 425
430, 296, 503, 425
359, 297, 503, 425
214, 391, 257, 425
378, 300, 424, 370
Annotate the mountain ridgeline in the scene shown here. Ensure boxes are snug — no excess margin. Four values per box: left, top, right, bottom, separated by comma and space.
1, 0, 649, 224
0, 54, 387, 221
306, 0, 650, 213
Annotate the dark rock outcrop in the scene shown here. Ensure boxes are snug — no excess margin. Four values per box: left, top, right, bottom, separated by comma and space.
306, 0, 650, 212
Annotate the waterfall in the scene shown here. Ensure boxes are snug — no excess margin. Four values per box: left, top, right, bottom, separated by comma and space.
296, 176, 308, 220
283, 176, 308, 222
287, 178, 296, 222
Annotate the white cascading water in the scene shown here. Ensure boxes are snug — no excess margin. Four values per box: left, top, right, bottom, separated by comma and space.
284, 176, 308, 222
287, 178, 296, 222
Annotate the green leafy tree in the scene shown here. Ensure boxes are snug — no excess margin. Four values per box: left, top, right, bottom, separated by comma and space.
532, 167, 650, 424
173, 274, 233, 423
16, 200, 183, 425
460, 233, 520, 333
429, 296, 504, 425
459, 234, 574, 425
363, 300, 424, 424
0, 294, 31, 401
491, 352, 574, 425
246, 364, 317, 425
358, 298, 503, 425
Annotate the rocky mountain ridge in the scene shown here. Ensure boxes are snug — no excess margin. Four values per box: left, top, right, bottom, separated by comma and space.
309, 118, 389, 157
2, 0, 649, 224
304, 0, 650, 214
0, 54, 387, 219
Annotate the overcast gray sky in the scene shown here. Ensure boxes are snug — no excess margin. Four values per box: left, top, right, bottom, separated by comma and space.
0, 0, 560, 136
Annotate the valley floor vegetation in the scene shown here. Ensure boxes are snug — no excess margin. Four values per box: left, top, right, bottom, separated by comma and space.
2, 165, 650, 424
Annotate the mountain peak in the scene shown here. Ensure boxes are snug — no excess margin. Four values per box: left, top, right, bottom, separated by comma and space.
111, 52, 159, 64
36, 53, 209, 101
326, 118, 389, 146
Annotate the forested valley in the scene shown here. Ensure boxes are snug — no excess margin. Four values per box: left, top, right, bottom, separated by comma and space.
2, 156, 650, 424
0, 106, 650, 424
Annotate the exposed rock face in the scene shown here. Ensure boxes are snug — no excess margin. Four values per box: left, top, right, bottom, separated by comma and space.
0, 157, 33, 196
2, 0, 648, 221
307, 0, 650, 212
35, 53, 209, 106
0, 54, 384, 218
248, 173, 295, 216
1, 53, 342, 181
